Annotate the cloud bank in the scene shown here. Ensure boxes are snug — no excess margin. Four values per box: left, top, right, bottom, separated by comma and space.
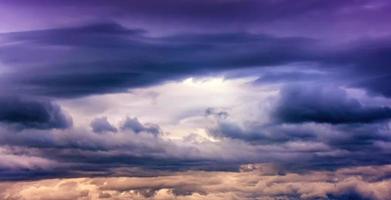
1, 164, 390, 200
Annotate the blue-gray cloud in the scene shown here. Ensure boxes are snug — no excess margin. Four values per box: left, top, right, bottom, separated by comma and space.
274, 85, 391, 124
121, 117, 160, 135
1, 22, 391, 99
0, 96, 72, 129
0, 22, 318, 98
90, 116, 117, 133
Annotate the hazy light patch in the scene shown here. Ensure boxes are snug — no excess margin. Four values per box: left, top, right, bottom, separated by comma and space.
0, 62, 10, 75
344, 87, 391, 107
60, 76, 276, 139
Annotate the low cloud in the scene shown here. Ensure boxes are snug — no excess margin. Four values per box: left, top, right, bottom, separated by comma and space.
0, 164, 390, 200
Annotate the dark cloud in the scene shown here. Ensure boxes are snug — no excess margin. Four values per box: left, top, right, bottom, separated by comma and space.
0, 22, 317, 98
0, 113, 389, 179
355, 75, 391, 97
0, 96, 72, 129
121, 117, 160, 135
326, 191, 373, 200
254, 70, 329, 84
325, 39, 391, 97
0, 126, 222, 180
209, 122, 266, 142
1, 22, 391, 98
208, 111, 391, 171
5, 22, 144, 47
273, 85, 391, 124
90, 117, 117, 133
205, 107, 228, 119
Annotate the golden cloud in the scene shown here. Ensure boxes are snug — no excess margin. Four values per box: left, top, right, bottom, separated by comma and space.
1, 164, 390, 200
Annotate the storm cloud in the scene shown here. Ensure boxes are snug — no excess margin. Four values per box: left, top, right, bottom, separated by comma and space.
1, 22, 391, 99
274, 85, 391, 124
0, 22, 318, 98
0, 96, 72, 129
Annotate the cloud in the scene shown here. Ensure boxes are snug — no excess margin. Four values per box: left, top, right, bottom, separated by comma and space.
0, 0, 390, 194
355, 75, 391, 97
1, 21, 391, 99
273, 85, 391, 124
327, 39, 391, 97
209, 121, 317, 144
208, 110, 391, 171
205, 107, 228, 119
254, 70, 330, 84
0, 80, 389, 180
0, 164, 390, 200
0, 22, 317, 98
0, 147, 57, 170
3, 0, 389, 34
0, 96, 72, 129
0, 123, 236, 179
121, 117, 161, 135
90, 117, 117, 133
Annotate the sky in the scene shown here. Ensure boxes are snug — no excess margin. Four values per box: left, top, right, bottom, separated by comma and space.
0, 0, 390, 199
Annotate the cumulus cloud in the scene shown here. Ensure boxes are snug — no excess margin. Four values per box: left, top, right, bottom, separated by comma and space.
121, 117, 161, 135
90, 117, 117, 133
0, 164, 390, 200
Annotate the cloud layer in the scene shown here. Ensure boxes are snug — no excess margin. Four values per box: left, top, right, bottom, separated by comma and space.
1, 164, 390, 200
274, 85, 391, 124
0, 21, 391, 99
